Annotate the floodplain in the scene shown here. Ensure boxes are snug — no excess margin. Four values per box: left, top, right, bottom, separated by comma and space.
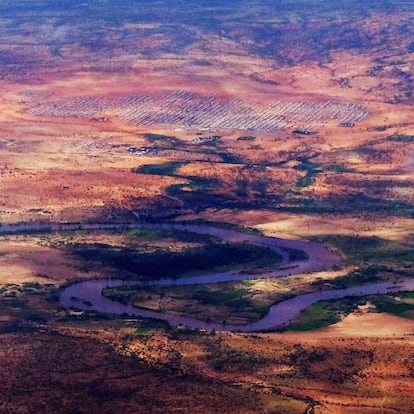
0, 1, 414, 413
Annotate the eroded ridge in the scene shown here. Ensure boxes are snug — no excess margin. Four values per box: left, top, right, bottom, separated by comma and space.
26, 91, 369, 131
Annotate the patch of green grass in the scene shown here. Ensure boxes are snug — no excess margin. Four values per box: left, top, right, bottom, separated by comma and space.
295, 161, 351, 188
135, 319, 171, 334
309, 234, 414, 265
103, 280, 292, 325
283, 298, 361, 332
135, 160, 218, 195
126, 227, 214, 245
371, 293, 414, 319
398, 291, 414, 300
295, 158, 321, 171
294, 158, 321, 188
191, 286, 268, 316
127, 228, 169, 241
180, 219, 263, 236
283, 291, 414, 332
393, 250, 414, 262
22, 282, 42, 289
21, 282, 43, 293
312, 265, 392, 289
282, 194, 414, 217
135, 325, 153, 334
296, 172, 316, 188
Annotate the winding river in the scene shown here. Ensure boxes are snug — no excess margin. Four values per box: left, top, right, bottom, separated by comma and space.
1, 222, 412, 332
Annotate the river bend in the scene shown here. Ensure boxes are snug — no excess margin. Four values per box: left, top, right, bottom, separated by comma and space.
2, 222, 411, 332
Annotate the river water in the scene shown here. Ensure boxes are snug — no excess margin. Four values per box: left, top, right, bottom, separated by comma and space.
53, 223, 411, 332
60, 277, 414, 332
2, 221, 408, 332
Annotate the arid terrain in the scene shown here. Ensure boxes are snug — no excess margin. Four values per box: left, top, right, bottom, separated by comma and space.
0, 1, 413, 413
